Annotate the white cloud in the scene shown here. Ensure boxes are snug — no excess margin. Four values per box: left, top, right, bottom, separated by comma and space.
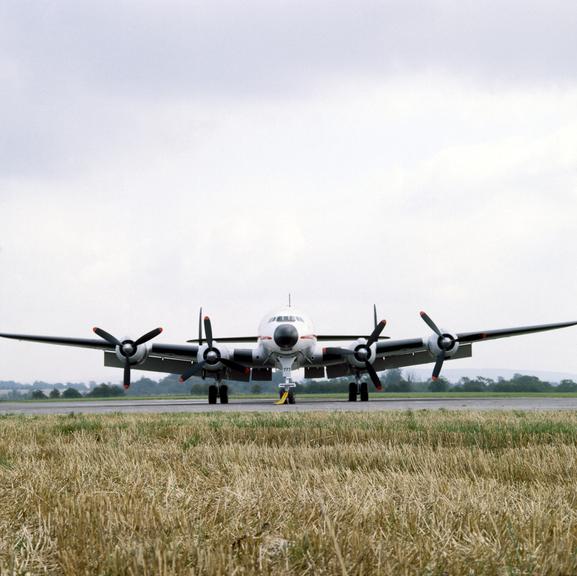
1, 2, 576, 382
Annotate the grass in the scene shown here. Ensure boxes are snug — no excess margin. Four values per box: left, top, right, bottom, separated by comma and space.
2, 411, 577, 574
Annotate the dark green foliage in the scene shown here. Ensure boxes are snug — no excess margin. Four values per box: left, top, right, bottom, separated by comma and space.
86, 384, 125, 398
62, 387, 83, 398
49, 388, 61, 399
429, 377, 449, 392
492, 374, 552, 393
31, 390, 47, 400
557, 379, 577, 392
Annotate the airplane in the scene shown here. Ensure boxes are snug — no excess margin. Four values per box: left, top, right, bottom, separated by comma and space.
1, 305, 576, 404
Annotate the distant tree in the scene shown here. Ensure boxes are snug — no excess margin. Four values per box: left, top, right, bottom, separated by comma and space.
250, 383, 262, 394
190, 382, 210, 396
86, 384, 125, 398
492, 374, 551, 393
557, 379, 577, 392
384, 369, 403, 388
62, 387, 83, 399
49, 388, 61, 399
31, 390, 47, 400
456, 377, 487, 392
428, 378, 449, 392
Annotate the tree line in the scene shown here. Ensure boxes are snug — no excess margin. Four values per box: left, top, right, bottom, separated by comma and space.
3, 369, 577, 400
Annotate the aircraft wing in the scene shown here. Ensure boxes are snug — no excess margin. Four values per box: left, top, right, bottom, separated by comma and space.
318, 318, 577, 383
373, 319, 577, 358
0, 332, 199, 361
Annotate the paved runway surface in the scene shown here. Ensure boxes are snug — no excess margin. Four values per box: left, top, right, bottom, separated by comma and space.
2, 396, 577, 415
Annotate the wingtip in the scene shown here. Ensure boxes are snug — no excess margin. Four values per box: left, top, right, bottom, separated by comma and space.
419, 311, 426, 317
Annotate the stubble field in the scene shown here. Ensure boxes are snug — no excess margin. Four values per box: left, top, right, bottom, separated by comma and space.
2, 410, 577, 575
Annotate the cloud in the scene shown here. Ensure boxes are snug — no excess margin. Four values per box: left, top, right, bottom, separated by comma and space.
1, 2, 576, 382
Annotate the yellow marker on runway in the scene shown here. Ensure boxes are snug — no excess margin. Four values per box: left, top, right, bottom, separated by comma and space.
275, 391, 289, 405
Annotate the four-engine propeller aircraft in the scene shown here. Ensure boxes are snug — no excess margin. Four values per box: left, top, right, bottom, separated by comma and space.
1, 306, 576, 404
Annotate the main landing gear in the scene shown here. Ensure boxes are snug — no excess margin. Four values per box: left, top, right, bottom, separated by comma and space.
348, 374, 369, 402
208, 382, 228, 404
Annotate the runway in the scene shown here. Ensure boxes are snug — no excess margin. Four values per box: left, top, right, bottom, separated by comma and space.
2, 396, 577, 415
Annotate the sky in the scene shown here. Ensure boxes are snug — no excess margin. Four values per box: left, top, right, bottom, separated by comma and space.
1, 0, 576, 383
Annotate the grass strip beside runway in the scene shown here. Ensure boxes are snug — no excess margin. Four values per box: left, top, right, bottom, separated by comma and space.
2, 410, 577, 574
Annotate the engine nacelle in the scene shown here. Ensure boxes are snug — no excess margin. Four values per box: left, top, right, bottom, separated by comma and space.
347, 339, 378, 369
426, 331, 460, 358
197, 341, 231, 372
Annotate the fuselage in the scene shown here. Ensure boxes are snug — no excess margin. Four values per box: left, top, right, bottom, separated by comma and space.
257, 307, 317, 362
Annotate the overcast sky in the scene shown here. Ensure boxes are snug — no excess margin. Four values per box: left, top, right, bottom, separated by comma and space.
1, 0, 576, 383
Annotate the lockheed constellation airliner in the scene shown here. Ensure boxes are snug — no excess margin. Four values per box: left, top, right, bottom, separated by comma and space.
1, 306, 576, 404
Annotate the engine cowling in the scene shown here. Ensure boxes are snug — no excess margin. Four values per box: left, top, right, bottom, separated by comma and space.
426, 330, 460, 359
346, 339, 378, 369
114, 339, 151, 366
196, 341, 231, 372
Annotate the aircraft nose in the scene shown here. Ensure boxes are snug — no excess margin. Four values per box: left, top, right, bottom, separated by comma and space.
274, 324, 299, 350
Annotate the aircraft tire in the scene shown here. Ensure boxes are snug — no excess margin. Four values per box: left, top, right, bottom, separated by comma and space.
288, 390, 296, 404
360, 381, 369, 402
348, 382, 357, 401
219, 384, 229, 404
208, 384, 218, 404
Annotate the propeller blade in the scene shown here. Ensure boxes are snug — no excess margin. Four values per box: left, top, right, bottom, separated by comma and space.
93, 327, 121, 347
198, 307, 203, 346
364, 362, 382, 391
134, 327, 163, 346
220, 358, 250, 375
123, 358, 131, 390
179, 362, 205, 383
432, 354, 445, 381
420, 311, 442, 336
324, 347, 354, 356
366, 319, 387, 346
204, 316, 213, 348
373, 304, 377, 330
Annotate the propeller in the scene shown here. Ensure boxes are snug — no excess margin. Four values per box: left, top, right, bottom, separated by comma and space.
419, 311, 460, 381
93, 326, 163, 389
179, 315, 249, 383
324, 318, 387, 390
